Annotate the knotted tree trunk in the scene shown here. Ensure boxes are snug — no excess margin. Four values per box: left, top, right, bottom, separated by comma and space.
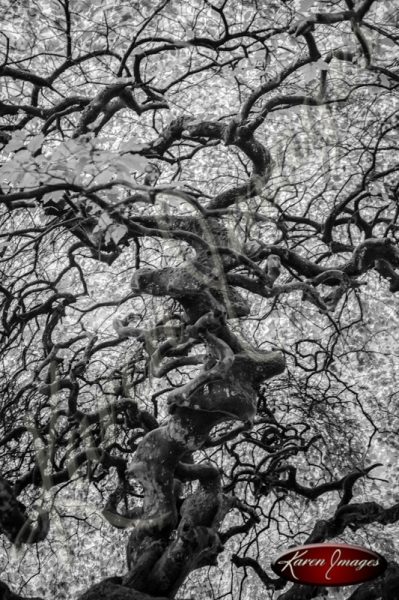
80, 194, 285, 599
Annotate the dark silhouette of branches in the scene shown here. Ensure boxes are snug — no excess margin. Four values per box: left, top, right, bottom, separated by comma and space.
0, 0, 398, 599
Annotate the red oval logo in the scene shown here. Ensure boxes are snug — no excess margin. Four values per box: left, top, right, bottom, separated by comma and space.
271, 543, 387, 586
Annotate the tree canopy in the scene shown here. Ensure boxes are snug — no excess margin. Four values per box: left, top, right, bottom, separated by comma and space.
1, 0, 399, 599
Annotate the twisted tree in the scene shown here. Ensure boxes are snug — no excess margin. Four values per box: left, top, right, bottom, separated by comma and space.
0, 0, 399, 599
